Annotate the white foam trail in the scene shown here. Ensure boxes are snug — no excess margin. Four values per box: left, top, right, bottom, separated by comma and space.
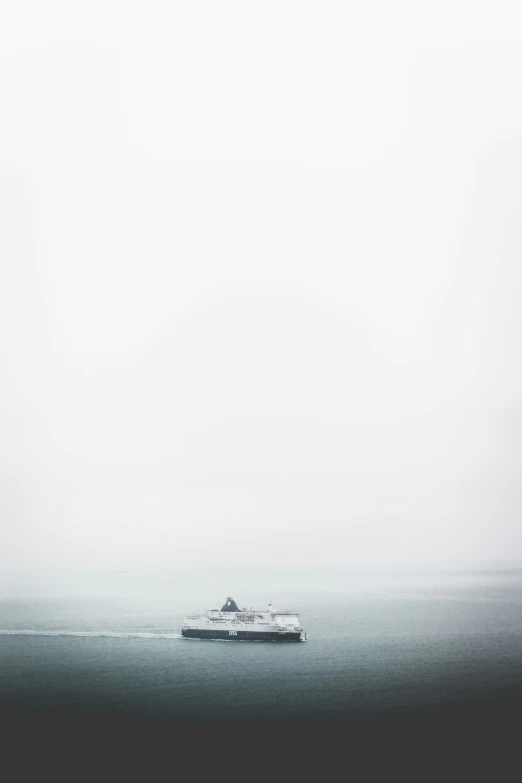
0, 629, 183, 639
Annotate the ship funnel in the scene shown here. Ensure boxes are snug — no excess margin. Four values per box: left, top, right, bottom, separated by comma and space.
221, 597, 240, 612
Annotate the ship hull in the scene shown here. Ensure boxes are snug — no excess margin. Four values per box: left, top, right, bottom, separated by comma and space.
182, 629, 303, 642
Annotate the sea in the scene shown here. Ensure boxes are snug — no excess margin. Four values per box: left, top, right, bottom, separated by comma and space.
1, 567, 521, 725
2, 567, 522, 774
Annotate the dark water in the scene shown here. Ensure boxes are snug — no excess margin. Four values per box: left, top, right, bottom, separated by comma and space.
2, 569, 522, 725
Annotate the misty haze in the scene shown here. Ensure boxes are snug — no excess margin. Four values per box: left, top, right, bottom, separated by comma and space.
2, 2, 522, 597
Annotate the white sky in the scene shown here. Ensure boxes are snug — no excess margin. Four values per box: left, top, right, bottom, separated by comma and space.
1, 1, 522, 594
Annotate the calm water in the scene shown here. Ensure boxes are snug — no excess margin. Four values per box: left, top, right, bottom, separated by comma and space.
2, 570, 522, 724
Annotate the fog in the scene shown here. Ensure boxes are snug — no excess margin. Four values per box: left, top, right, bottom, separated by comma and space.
1, 1, 522, 597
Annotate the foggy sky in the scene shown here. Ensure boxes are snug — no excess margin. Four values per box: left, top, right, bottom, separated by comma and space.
2, 1, 522, 595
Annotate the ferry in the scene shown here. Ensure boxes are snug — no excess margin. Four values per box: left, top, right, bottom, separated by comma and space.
181, 597, 306, 642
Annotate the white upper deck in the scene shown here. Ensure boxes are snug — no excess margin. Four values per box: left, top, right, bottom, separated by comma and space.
182, 599, 301, 630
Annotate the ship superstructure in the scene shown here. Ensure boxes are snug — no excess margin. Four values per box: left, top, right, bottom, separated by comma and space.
182, 597, 306, 642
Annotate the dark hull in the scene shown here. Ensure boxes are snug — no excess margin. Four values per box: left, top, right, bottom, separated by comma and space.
182, 629, 303, 642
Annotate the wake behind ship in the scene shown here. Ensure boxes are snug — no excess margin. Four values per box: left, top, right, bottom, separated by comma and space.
182, 597, 306, 642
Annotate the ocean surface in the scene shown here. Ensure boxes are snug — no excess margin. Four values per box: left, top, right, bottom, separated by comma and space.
2, 569, 522, 726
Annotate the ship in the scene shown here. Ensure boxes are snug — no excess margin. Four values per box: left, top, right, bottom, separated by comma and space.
181, 597, 306, 642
